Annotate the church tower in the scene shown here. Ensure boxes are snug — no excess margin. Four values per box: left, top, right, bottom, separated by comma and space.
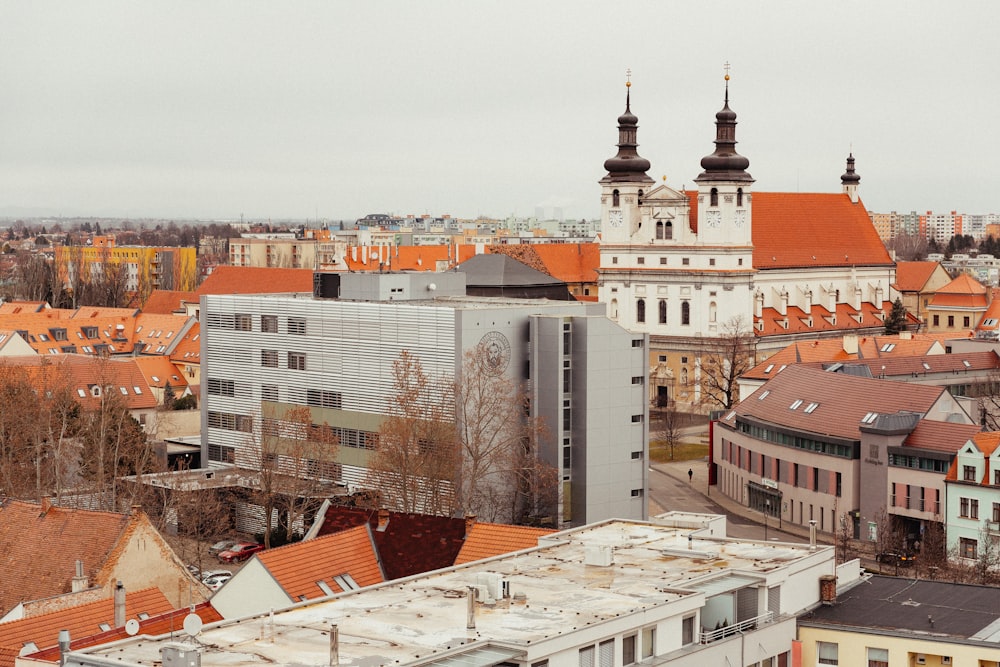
841, 153, 861, 204
599, 76, 654, 244
694, 71, 754, 246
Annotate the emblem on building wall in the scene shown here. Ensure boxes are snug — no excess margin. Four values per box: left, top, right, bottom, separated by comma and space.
478, 331, 511, 375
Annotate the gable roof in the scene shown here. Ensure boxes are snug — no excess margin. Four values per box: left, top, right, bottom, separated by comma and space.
0, 501, 132, 615
686, 191, 893, 269
724, 365, 950, 441
527, 243, 600, 285
315, 507, 469, 580
256, 525, 384, 602
901, 420, 982, 454
893, 261, 943, 292
0, 302, 48, 315
0, 588, 172, 667
928, 273, 990, 309
141, 290, 197, 315
0, 355, 158, 410
196, 266, 314, 295
454, 523, 556, 565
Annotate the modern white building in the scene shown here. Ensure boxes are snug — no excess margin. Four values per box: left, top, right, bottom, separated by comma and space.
200, 271, 648, 527
47, 515, 855, 667
944, 432, 1000, 565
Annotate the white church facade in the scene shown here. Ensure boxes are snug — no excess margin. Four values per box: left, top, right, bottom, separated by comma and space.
597, 76, 896, 409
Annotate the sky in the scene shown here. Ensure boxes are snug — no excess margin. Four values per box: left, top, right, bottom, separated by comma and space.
1, 2, 998, 222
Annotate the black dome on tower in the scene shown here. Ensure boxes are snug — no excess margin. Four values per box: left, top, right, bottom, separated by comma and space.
602, 84, 653, 184
695, 76, 753, 184
841, 153, 861, 184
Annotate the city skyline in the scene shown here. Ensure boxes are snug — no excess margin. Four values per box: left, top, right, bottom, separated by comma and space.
2, 2, 998, 221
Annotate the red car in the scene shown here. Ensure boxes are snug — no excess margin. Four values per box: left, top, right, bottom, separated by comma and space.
217, 542, 264, 563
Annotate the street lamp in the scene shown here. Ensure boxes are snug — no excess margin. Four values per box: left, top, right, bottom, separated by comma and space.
763, 499, 771, 542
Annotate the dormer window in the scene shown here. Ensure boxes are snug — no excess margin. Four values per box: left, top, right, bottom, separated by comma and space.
710, 188, 719, 207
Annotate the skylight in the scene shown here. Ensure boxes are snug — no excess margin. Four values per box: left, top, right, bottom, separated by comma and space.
861, 411, 879, 424
922, 362, 931, 370
790, 399, 803, 410
804, 402, 819, 413
134, 386, 143, 394
764, 364, 775, 374
963, 360, 971, 368
880, 343, 895, 352
758, 390, 770, 400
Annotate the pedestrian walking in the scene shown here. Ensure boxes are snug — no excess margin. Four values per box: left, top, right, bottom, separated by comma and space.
687, 468, 693, 483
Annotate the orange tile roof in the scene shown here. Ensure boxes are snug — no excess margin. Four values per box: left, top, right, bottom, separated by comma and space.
0, 302, 48, 315
755, 301, 903, 337
530, 243, 600, 285
132, 356, 187, 392
686, 191, 893, 269
256, 525, 383, 602
24, 601, 221, 664
901, 420, 981, 454
0, 501, 132, 615
168, 322, 201, 364
340, 244, 479, 272
132, 314, 194, 355
453, 523, 555, 565
196, 266, 314, 295
142, 290, 197, 314
945, 432, 1000, 482
893, 261, 941, 292
928, 273, 989, 309
0, 355, 158, 410
0, 588, 172, 667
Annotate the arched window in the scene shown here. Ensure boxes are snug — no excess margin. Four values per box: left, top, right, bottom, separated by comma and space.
681, 368, 689, 385
636, 299, 646, 323
709, 301, 717, 323
656, 221, 665, 239
681, 301, 690, 325
659, 300, 667, 324
710, 188, 719, 207
665, 221, 673, 240
612, 190, 620, 207
637, 189, 644, 205
737, 188, 743, 206
610, 298, 619, 320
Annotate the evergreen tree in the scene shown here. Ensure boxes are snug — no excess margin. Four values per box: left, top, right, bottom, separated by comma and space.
884, 297, 908, 334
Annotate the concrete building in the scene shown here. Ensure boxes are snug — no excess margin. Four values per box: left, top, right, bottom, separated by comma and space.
200, 271, 648, 528
43, 516, 856, 667
712, 365, 978, 542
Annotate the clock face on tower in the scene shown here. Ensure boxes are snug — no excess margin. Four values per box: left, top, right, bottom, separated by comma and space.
706, 210, 722, 228
609, 209, 624, 228
735, 210, 747, 228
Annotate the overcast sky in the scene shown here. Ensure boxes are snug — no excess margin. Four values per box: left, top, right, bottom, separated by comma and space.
1, 2, 997, 222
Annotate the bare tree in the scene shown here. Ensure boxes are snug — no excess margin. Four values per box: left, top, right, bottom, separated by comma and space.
367, 350, 460, 516
835, 508, 855, 565
251, 405, 339, 548
886, 232, 929, 261
658, 404, 684, 461
915, 519, 948, 579
699, 315, 757, 411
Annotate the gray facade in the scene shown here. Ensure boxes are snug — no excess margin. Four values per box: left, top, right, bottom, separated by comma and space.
200, 272, 647, 527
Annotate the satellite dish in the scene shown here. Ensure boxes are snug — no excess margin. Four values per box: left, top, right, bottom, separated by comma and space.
125, 619, 140, 636
182, 613, 203, 637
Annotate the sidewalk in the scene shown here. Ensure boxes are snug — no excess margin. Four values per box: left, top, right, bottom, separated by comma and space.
650, 424, 833, 545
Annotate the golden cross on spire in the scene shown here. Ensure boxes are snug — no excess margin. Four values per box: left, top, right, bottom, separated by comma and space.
723, 61, 731, 81
626, 67, 632, 88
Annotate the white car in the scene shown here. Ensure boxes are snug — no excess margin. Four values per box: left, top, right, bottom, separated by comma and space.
200, 569, 231, 584
203, 572, 232, 591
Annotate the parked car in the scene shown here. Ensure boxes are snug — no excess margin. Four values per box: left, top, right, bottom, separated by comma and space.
876, 551, 916, 567
217, 542, 265, 563
200, 569, 232, 583
208, 539, 239, 556
203, 572, 233, 591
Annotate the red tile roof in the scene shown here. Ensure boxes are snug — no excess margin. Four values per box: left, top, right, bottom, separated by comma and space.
316, 507, 469, 580
725, 365, 948, 441
453, 523, 555, 565
141, 290, 197, 314
0, 501, 132, 615
257, 525, 384, 602
341, 244, 480, 272
196, 266, 314, 295
755, 302, 904, 337
0, 302, 48, 315
530, 243, 600, 285
686, 191, 893, 269
0, 355, 158, 410
928, 274, 989, 309
901, 420, 981, 454
894, 261, 941, 292
23, 601, 222, 664
0, 588, 173, 667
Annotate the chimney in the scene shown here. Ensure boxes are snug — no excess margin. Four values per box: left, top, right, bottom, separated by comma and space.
58, 630, 71, 667
376, 508, 389, 532
809, 520, 817, 551
819, 575, 837, 605
71, 560, 89, 592
464, 515, 477, 538
466, 587, 477, 630
114, 581, 126, 628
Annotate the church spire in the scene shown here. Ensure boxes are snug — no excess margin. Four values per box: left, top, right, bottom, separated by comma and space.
695, 65, 753, 184
601, 71, 653, 184
841, 152, 861, 203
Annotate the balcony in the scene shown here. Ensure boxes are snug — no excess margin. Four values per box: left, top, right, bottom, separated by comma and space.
700, 611, 774, 644
988, 520, 1000, 535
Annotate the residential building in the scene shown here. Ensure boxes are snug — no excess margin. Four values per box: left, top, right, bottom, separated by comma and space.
944, 432, 1000, 566
924, 273, 990, 333
595, 78, 896, 410
712, 365, 978, 542
0, 500, 206, 621
892, 261, 953, 325
200, 271, 648, 528
45, 516, 856, 667
228, 238, 318, 269
797, 575, 1000, 667
53, 238, 197, 294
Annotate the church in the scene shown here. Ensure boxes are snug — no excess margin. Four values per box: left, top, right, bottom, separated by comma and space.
596, 74, 896, 410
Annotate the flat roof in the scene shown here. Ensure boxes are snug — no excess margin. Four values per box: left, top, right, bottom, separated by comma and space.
72, 519, 832, 667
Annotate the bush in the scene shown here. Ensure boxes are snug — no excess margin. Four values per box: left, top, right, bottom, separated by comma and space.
172, 394, 198, 410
